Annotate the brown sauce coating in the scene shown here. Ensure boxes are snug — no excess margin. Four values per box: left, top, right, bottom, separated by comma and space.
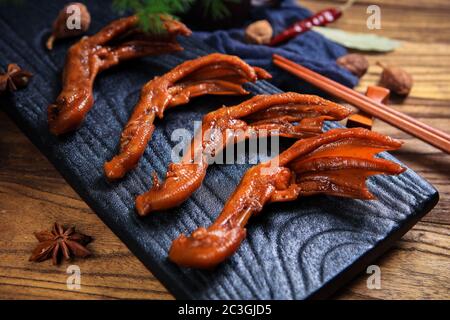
168, 128, 406, 269
48, 15, 192, 135
135, 92, 352, 216
104, 53, 272, 180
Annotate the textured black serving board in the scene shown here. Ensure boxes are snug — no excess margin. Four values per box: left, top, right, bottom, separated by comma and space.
0, 1, 439, 299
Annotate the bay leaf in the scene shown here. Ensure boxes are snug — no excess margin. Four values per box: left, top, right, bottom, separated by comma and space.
312, 26, 401, 52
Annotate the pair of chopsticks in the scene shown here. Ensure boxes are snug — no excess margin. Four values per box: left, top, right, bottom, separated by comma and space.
273, 54, 450, 154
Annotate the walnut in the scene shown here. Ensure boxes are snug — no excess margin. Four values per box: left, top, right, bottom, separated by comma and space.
377, 62, 413, 96
337, 53, 369, 78
245, 20, 273, 45
46, 2, 91, 50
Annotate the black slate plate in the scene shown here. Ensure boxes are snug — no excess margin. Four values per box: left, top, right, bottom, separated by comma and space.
0, 1, 439, 299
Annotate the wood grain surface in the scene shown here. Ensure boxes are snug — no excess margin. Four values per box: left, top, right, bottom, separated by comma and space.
0, 0, 449, 299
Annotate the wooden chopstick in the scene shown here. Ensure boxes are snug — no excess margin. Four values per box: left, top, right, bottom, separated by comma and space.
274, 54, 450, 141
273, 54, 450, 154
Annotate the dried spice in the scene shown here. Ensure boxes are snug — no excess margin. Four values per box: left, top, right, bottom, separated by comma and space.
270, 8, 342, 46
337, 53, 369, 78
29, 222, 92, 265
245, 20, 273, 45
0, 64, 33, 94
46, 2, 91, 50
313, 27, 400, 52
377, 62, 413, 96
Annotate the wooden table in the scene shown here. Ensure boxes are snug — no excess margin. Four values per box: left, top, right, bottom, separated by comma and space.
0, 0, 448, 299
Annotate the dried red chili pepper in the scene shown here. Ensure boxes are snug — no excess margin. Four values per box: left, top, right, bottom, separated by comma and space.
269, 7, 342, 46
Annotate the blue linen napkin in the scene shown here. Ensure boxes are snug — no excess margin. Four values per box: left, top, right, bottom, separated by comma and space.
193, 0, 358, 93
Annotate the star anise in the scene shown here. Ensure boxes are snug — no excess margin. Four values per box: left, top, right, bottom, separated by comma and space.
29, 222, 93, 265
0, 63, 33, 93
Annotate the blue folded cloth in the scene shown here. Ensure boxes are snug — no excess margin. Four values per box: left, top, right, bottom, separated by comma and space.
193, 0, 358, 93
